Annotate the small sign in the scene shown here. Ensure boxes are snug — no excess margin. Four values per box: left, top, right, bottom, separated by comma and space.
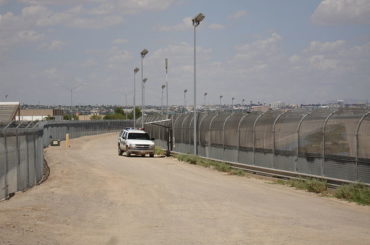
51, 140, 60, 146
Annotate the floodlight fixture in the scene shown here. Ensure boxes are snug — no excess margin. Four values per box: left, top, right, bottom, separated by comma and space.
192, 13, 205, 27
141, 49, 148, 57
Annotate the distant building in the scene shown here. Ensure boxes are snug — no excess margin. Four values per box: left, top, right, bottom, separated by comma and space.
271, 101, 286, 109
251, 105, 270, 112
0, 102, 20, 123
16, 109, 64, 121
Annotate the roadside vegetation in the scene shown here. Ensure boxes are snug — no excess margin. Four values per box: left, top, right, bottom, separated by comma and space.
172, 153, 370, 205
334, 183, 370, 205
155, 147, 165, 156
275, 178, 370, 205
175, 154, 246, 176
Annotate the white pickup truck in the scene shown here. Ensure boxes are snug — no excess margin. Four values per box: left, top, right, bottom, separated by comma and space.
118, 128, 155, 157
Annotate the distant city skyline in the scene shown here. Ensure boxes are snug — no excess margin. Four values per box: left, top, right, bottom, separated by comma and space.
1, 0, 370, 106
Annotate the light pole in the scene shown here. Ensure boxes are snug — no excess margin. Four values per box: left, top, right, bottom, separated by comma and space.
232, 97, 235, 111
142, 78, 147, 128
183, 89, 188, 113
192, 12, 205, 155
140, 49, 148, 128
133, 67, 139, 128
161, 84, 166, 115
165, 58, 169, 117
219, 95, 223, 111
204, 92, 207, 106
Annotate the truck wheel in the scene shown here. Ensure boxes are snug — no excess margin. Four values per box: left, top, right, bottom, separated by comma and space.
149, 153, 154, 158
118, 146, 123, 156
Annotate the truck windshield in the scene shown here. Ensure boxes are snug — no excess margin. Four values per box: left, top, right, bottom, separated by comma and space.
128, 133, 150, 140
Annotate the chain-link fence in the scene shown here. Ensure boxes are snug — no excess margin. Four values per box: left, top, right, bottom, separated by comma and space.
144, 108, 370, 184
1, 120, 132, 200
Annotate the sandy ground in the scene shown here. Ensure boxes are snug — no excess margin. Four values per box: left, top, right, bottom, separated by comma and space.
0, 133, 370, 245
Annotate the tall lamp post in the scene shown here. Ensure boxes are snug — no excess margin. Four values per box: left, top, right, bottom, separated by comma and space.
204, 92, 207, 106
219, 95, 223, 112
192, 12, 205, 155
161, 84, 166, 115
232, 97, 235, 111
133, 67, 139, 128
165, 58, 169, 116
140, 49, 148, 128
142, 78, 147, 128
183, 89, 188, 113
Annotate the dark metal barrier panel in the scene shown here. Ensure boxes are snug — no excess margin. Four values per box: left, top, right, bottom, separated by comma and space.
254, 110, 282, 168
298, 109, 333, 176
238, 112, 261, 164
210, 113, 230, 147
274, 110, 307, 171
199, 113, 217, 147
224, 112, 245, 148
173, 114, 187, 145
324, 108, 367, 180
223, 112, 245, 162
182, 114, 193, 144
198, 112, 217, 157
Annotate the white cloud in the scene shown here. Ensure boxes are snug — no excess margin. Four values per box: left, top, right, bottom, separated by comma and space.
112, 38, 128, 45
305, 40, 346, 53
208, 24, 225, 30
229, 10, 247, 19
89, 0, 176, 15
312, 0, 370, 25
17, 30, 44, 41
68, 15, 123, 29
44, 40, 65, 50
156, 17, 192, 32
106, 47, 133, 69
81, 59, 97, 67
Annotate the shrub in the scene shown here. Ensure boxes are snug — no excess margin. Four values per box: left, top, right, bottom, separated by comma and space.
335, 183, 370, 205
287, 178, 327, 193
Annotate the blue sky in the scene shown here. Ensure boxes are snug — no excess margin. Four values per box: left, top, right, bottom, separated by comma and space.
1, 0, 370, 106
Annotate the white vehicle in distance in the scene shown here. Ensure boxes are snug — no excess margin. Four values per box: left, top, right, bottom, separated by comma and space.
118, 128, 155, 157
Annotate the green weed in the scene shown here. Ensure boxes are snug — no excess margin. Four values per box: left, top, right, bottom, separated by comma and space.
335, 183, 370, 205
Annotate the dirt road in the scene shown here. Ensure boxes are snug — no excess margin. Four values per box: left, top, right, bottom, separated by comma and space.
1, 133, 369, 245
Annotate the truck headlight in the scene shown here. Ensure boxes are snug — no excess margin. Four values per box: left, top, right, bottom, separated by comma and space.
150, 144, 155, 149
129, 144, 136, 148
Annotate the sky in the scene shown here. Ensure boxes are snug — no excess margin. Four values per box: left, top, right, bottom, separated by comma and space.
1, 0, 370, 106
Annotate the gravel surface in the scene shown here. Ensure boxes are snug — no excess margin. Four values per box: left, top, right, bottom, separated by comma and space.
1, 133, 370, 245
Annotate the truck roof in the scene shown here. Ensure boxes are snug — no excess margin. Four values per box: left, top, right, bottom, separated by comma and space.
124, 128, 147, 134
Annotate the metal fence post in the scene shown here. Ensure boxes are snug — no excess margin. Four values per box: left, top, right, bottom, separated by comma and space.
322, 110, 337, 177
355, 111, 369, 181
189, 116, 194, 146
208, 114, 218, 158
15, 125, 21, 190
237, 113, 249, 163
252, 112, 265, 165
2, 128, 9, 199
181, 114, 190, 144
173, 115, 180, 149
296, 113, 310, 172
272, 111, 288, 168
198, 113, 207, 149
32, 132, 37, 185
222, 112, 233, 150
